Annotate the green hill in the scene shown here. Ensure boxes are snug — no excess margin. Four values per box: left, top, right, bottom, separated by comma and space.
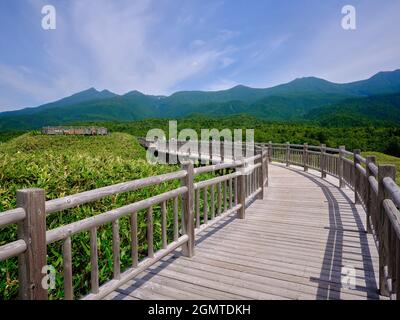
306, 93, 400, 126
361, 151, 400, 182
1, 69, 400, 130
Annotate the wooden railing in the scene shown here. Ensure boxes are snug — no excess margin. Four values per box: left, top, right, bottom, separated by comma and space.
265, 142, 400, 300
0, 141, 268, 300
1, 139, 399, 299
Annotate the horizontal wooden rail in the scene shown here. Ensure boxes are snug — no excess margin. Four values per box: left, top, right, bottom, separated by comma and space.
45, 170, 187, 215
0, 208, 26, 228
46, 187, 188, 244
268, 142, 400, 300
0, 139, 269, 300
0, 240, 27, 261
2, 139, 400, 300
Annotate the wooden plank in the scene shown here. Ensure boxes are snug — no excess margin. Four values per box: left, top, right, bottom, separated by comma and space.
147, 207, 154, 258
90, 227, 99, 294
131, 211, 138, 267
173, 197, 179, 242
147, 266, 288, 300
161, 201, 167, 249
103, 291, 138, 300
204, 187, 208, 224
210, 185, 215, 220
63, 237, 73, 300
171, 256, 379, 299
112, 220, 121, 279
181, 162, 194, 257
195, 188, 200, 228
217, 182, 222, 215
139, 271, 249, 300
189, 249, 377, 290
17, 188, 47, 300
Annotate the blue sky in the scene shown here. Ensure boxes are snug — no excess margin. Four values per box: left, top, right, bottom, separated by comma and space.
0, 0, 399, 111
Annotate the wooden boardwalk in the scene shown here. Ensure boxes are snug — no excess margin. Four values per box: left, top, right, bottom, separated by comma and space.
104, 163, 383, 300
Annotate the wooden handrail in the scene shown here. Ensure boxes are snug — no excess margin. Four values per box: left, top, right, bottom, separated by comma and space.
268, 142, 400, 300
0, 139, 269, 300
2, 139, 400, 300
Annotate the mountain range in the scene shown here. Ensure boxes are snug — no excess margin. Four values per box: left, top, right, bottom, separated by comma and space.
1, 69, 400, 130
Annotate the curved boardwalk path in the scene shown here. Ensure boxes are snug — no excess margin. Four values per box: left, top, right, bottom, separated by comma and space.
104, 163, 383, 300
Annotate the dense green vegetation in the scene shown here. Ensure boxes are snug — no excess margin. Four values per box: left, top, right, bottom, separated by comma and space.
72, 115, 400, 157
0, 131, 26, 144
2, 113, 400, 156
361, 151, 400, 182
1, 70, 400, 130
306, 93, 400, 127
0, 132, 183, 299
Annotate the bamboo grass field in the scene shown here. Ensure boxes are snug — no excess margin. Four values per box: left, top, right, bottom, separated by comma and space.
0, 132, 181, 299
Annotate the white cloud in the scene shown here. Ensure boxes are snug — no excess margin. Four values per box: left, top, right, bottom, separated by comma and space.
1, 0, 236, 109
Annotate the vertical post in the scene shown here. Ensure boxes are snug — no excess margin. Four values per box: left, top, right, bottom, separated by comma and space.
165, 140, 169, 164
264, 147, 269, 187
236, 159, 246, 219
268, 141, 272, 163
321, 144, 326, 178
339, 146, 345, 188
377, 165, 396, 297
285, 142, 290, 167
220, 140, 225, 162
365, 156, 376, 234
258, 148, 267, 200
354, 149, 361, 204
181, 162, 195, 257
209, 139, 213, 163
198, 140, 201, 161
303, 143, 308, 172
17, 188, 47, 300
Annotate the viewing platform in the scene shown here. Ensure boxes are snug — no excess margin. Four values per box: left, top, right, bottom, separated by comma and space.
105, 163, 383, 300
1, 142, 399, 300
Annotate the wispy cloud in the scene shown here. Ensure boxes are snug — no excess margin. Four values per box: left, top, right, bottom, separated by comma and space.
0, 0, 236, 109
0, 0, 399, 111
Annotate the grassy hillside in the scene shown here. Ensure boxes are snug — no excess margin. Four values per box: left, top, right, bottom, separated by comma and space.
0, 132, 181, 300
361, 151, 400, 182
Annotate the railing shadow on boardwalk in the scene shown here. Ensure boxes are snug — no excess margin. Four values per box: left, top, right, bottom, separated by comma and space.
2, 140, 399, 300
283, 166, 379, 300
112, 164, 380, 301
112, 214, 239, 300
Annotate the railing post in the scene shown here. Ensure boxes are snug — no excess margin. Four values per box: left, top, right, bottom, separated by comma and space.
220, 140, 225, 162
365, 156, 376, 234
236, 159, 246, 219
268, 141, 272, 163
320, 144, 326, 178
181, 162, 195, 257
303, 143, 308, 172
354, 149, 361, 204
339, 146, 345, 188
198, 140, 201, 161
17, 188, 47, 300
258, 148, 267, 199
285, 142, 290, 167
263, 147, 269, 188
377, 165, 396, 297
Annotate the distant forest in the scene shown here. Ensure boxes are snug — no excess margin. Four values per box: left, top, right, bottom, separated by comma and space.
0, 115, 391, 157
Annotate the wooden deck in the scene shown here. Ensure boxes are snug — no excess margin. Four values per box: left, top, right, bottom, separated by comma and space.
104, 163, 383, 300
